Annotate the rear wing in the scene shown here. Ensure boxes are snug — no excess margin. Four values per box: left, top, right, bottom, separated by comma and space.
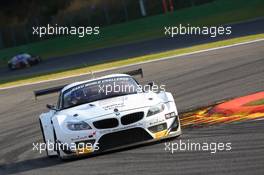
123, 68, 143, 78
124, 68, 143, 78
34, 68, 144, 99
34, 84, 66, 99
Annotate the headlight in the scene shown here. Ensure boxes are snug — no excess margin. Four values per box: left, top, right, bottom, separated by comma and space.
67, 121, 92, 131
147, 104, 165, 117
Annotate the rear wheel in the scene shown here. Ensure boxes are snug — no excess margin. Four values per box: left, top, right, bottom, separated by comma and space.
36, 56, 42, 63
18, 62, 29, 68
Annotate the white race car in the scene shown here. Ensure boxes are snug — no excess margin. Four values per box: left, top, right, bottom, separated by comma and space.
36, 69, 181, 159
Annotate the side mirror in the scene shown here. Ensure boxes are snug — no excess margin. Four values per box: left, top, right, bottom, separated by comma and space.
46, 104, 58, 111
148, 82, 154, 88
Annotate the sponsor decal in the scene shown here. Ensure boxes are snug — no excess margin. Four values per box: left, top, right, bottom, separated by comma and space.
149, 117, 165, 126
154, 130, 168, 139
71, 131, 96, 141
102, 103, 125, 110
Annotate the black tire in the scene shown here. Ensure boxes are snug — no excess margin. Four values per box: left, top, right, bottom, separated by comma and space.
29, 59, 37, 65
53, 129, 66, 160
53, 129, 72, 160
8, 64, 14, 71
53, 129, 59, 153
39, 119, 56, 158
37, 56, 42, 63
19, 62, 29, 68
28, 57, 41, 66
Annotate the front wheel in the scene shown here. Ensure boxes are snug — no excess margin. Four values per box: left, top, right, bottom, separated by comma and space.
39, 119, 56, 158
53, 129, 70, 160
8, 64, 14, 71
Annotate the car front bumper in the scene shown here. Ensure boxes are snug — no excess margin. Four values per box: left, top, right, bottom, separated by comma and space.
57, 112, 181, 157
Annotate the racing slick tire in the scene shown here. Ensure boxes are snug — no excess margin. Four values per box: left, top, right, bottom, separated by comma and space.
29, 57, 41, 66
19, 62, 30, 68
39, 119, 56, 158
53, 129, 70, 160
8, 63, 15, 71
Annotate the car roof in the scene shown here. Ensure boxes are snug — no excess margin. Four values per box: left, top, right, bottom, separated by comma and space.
61, 74, 131, 92
11, 53, 31, 60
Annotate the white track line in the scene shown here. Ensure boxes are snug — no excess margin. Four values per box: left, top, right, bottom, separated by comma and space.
1, 38, 264, 90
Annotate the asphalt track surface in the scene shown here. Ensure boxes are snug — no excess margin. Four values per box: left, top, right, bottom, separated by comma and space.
0, 39, 263, 175
0, 18, 264, 81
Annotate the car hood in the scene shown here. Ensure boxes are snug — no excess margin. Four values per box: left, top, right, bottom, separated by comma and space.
56, 92, 163, 121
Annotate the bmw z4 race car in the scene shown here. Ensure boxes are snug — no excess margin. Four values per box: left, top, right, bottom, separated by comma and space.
36, 69, 181, 159
8, 53, 41, 70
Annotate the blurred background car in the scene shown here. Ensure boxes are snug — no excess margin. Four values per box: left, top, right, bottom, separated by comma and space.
7, 53, 41, 70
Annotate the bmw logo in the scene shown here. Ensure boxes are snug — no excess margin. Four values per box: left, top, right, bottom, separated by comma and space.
114, 108, 120, 116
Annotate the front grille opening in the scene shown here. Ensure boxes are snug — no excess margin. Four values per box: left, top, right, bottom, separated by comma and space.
93, 118, 119, 129
121, 112, 144, 125
98, 128, 152, 151
75, 140, 96, 148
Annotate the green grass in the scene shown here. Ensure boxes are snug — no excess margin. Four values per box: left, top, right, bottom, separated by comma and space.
245, 99, 264, 106
0, 0, 263, 66
0, 33, 263, 89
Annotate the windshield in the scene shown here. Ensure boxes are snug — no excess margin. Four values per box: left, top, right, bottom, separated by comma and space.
61, 76, 140, 109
